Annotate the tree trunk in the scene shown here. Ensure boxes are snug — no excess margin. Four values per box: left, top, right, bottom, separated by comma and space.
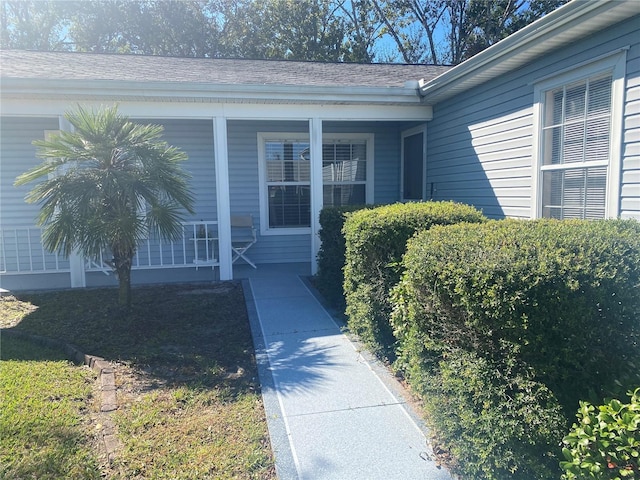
113, 248, 133, 308
117, 264, 132, 308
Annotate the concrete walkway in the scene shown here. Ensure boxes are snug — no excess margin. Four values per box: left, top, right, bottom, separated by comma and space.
242, 265, 452, 480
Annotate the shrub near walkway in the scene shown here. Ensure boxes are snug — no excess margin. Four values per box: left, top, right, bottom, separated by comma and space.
392, 219, 640, 479
315, 204, 373, 309
0, 283, 275, 480
343, 201, 485, 359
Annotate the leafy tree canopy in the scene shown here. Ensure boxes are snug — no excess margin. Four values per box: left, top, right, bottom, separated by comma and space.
1, 0, 568, 64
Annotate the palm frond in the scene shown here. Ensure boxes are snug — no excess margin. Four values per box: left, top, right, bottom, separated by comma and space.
16, 105, 195, 270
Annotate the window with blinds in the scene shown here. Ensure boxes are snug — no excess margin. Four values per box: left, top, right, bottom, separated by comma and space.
540, 74, 612, 219
259, 133, 372, 234
322, 141, 367, 207
264, 140, 311, 228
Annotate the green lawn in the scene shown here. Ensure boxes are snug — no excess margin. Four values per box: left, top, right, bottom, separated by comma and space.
0, 283, 275, 479
0, 335, 101, 480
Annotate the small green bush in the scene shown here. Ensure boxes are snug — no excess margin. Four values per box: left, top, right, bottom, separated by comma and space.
316, 205, 373, 309
343, 201, 485, 359
561, 389, 640, 480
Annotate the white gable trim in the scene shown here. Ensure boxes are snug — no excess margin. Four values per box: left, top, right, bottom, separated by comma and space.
419, 0, 639, 104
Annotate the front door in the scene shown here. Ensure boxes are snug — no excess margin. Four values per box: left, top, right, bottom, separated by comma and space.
401, 125, 427, 201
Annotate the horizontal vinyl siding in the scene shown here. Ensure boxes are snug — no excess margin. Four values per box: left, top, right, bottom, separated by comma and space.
1, 117, 217, 284
427, 15, 640, 220
103, 118, 218, 269
0, 117, 73, 281
2, 117, 216, 227
137, 119, 216, 222
428, 79, 535, 219
1, 116, 60, 226
372, 127, 400, 203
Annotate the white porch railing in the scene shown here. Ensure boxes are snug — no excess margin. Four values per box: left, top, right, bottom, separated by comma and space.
0, 226, 70, 274
0, 221, 219, 275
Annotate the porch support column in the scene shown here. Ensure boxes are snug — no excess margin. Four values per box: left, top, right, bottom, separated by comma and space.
213, 116, 232, 280
59, 115, 86, 288
309, 117, 323, 276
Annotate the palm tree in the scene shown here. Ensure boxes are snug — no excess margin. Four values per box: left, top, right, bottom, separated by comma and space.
15, 105, 195, 307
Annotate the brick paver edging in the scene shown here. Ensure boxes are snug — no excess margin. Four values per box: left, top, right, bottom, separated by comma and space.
1, 329, 120, 462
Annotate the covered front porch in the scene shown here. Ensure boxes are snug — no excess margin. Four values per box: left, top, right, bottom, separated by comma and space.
1, 90, 431, 291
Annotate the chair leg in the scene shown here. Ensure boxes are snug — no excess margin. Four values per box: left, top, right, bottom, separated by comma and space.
232, 248, 257, 269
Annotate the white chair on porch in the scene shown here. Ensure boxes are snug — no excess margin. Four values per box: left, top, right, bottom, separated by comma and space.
231, 215, 257, 269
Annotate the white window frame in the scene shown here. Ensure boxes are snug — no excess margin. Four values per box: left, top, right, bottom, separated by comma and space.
258, 132, 374, 236
400, 125, 427, 201
531, 50, 626, 219
258, 132, 311, 236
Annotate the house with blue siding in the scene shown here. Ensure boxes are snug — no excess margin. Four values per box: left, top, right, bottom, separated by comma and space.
1, 0, 638, 291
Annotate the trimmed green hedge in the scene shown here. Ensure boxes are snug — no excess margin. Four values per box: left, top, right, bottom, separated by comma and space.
423, 350, 566, 479
316, 205, 373, 309
343, 201, 485, 359
391, 218, 640, 479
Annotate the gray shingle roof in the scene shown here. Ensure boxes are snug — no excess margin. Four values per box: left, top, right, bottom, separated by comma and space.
0, 50, 450, 88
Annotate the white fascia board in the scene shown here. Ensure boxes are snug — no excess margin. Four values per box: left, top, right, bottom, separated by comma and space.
1, 78, 423, 106
0, 97, 433, 121
419, 0, 639, 103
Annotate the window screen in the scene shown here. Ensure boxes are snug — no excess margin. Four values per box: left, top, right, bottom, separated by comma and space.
265, 140, 311, 228
540, 74, 612, 219
322, 141, 367, 207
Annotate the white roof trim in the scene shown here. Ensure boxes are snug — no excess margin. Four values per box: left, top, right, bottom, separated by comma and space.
1, 78, 423, 106
419, 0, 640, 103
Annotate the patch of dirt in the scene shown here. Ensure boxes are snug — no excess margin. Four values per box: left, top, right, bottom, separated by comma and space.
176, 284, 235, 296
